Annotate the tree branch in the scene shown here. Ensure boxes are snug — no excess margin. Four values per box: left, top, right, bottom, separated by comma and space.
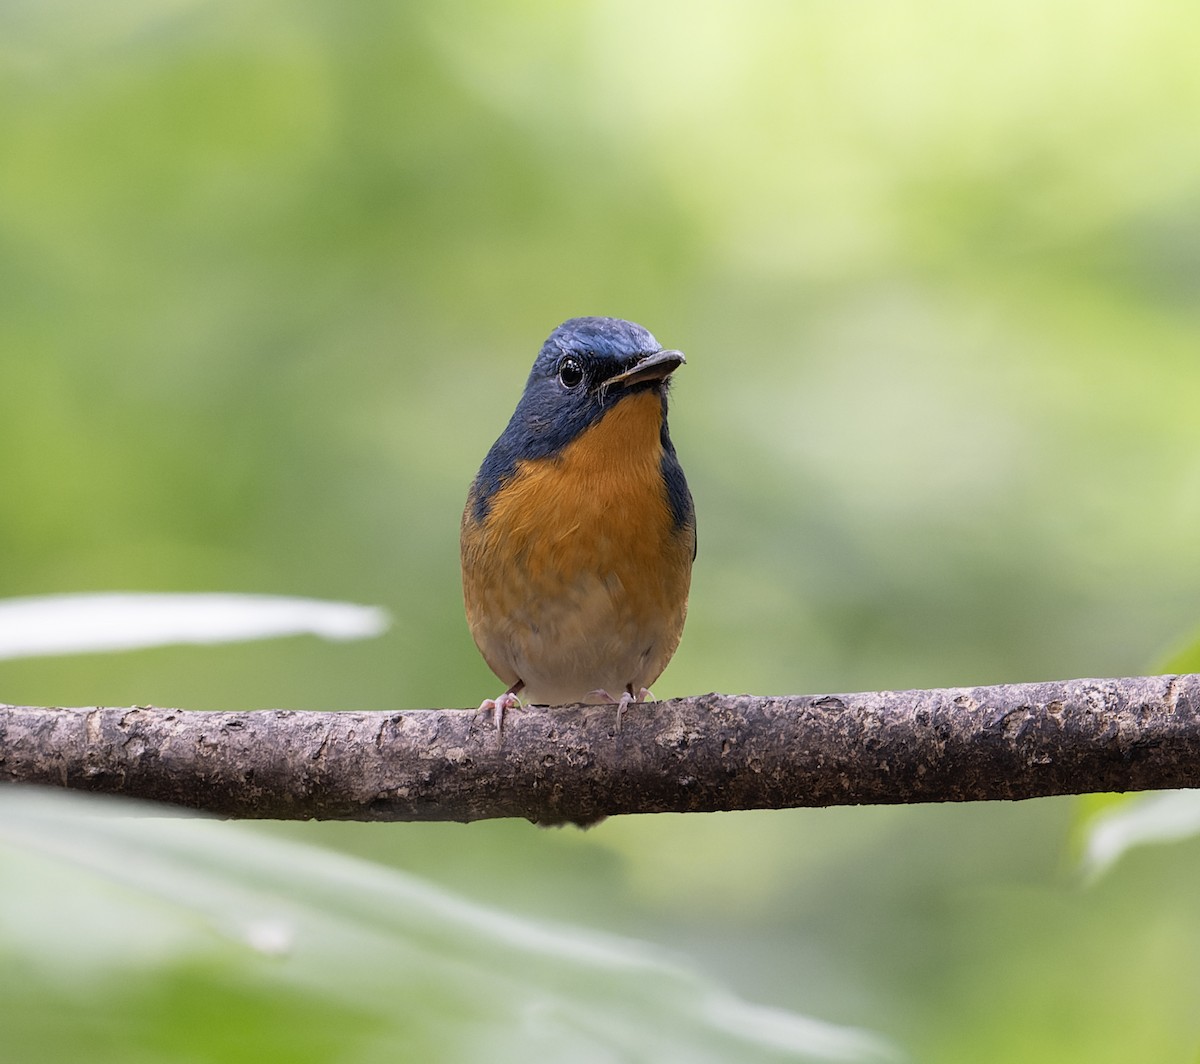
2, 675, 1198, 825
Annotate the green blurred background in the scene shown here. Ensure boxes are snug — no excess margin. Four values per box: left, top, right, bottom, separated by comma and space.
4, 2, 1200, 1061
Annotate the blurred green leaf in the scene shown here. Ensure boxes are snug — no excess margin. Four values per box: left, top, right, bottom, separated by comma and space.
1079, 791, 1200, 883
1156, 630, 1200, 675
0, 789, 896, 1064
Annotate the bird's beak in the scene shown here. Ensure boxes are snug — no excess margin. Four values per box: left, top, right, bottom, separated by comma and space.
605, 349, 686, 389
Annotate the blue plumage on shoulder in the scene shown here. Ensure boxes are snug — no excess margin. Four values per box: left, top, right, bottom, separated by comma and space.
660, 430, 695, 553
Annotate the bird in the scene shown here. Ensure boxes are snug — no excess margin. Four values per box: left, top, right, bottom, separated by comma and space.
461, 316, 695, 729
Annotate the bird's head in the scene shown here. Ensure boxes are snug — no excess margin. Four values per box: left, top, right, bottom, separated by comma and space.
516, 316, 685, 450
468, 317, 687, 521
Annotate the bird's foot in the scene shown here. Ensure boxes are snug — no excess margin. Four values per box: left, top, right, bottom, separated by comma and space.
616, 686, 653, 731
479, 688, 523, 730
587, 686, 653, 731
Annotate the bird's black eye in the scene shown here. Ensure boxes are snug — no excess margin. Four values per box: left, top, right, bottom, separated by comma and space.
558, 357, 584, 389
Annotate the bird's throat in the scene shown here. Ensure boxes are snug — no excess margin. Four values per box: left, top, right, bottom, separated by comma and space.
494, 390, 667, 533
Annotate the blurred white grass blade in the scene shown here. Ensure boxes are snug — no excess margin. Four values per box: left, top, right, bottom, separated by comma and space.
1082, 791, 1200, 881
0, 592, 389, 660
704, 995, 898, 1062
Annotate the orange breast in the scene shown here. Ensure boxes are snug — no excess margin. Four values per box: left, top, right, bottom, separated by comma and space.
461, 391, 693, 705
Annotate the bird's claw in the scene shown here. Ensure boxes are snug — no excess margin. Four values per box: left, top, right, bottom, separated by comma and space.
479, 690, 523, 730
587, 686, 653, 731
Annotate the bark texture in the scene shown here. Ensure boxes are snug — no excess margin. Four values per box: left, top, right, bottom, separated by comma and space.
2, 675, 1198, 825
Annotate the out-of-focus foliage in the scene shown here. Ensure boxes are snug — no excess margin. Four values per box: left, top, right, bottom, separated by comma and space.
0, 789, 894, 1064
0, 592, 387, 658
1079, 790, 1200, 883
3, 2, 1200, 1061
1160, 627, 1200, 674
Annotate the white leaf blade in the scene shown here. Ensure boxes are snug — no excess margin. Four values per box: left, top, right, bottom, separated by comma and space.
0, 592, 389, 659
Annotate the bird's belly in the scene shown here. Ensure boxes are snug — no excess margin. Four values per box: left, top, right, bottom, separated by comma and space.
462, 389, 693, 705
468, 519, 690, 704
464, 504, 691, 704
498, 569, 673, 706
